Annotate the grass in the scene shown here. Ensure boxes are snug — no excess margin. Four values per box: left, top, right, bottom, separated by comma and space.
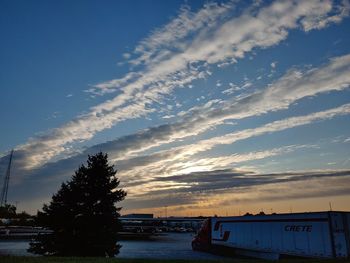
1, 256, 350, 263
0, 257, 229, 263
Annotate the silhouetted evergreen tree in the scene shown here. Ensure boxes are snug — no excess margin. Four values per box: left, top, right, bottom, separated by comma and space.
29, 152, 127, 257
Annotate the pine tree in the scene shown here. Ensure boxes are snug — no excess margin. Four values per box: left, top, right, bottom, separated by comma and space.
29, 152, 127, 257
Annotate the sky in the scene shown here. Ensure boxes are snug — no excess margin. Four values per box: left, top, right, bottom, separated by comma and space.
0, 0, 350, 216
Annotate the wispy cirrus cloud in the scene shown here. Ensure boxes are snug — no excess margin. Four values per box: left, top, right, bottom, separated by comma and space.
301, 0, 349, 31
6, 0, 350, 173
110, 54, 350, 167
3, 101, 349, 213
6, 100, 348, 190
117, 102, 350, 187
14, 52, 350, 171
128, 1, 237, 67
86, 1, 236, 96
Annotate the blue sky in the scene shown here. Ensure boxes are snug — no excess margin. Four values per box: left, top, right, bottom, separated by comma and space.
1, 0, 350, 216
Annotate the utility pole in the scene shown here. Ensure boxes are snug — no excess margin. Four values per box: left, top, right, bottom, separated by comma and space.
1, 150, 14, 207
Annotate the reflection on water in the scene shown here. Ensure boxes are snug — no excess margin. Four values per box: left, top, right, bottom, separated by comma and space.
0, 233, 225, 260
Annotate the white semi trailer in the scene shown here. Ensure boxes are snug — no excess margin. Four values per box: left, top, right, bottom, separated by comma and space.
192, 211, 350, 260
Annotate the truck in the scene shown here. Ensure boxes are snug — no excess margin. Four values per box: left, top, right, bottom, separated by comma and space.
192, 211, 350, 260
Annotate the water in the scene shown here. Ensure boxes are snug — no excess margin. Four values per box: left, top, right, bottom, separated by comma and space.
0, 233, 226, 260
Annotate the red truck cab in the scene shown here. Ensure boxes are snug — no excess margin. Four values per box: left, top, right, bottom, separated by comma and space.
192, 218, 211, 251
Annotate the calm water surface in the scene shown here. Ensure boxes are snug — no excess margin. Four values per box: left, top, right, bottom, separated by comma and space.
0, 233, 226, 260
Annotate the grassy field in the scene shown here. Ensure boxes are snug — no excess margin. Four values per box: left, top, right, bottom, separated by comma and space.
1, 256, 350, 263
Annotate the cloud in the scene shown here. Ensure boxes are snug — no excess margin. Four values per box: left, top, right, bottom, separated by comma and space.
115, 102, 350, 189
45, 111, 61, 120
106, 54, 350, 170
116, 144, 312, 185
161, 115, 175, 119
15, 100, 350, 188
150, 169, 350, 193
128, 1, 236, 67
2, 0, 349, 215
122, 53, 131, 59
11, 52, 350, 174
2, 101, 349, 213
122, 168, 350, 210
222, 83, 239, 94
5, 1, 350, 173
85, 72, 141, 96
300, 0, 350, 31
126, 55, 350, 170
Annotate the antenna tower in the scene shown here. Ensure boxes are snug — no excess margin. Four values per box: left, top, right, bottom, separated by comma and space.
0, 150, 14, 206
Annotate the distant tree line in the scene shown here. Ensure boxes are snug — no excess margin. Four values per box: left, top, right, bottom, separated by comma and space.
0, 204, 34, 226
